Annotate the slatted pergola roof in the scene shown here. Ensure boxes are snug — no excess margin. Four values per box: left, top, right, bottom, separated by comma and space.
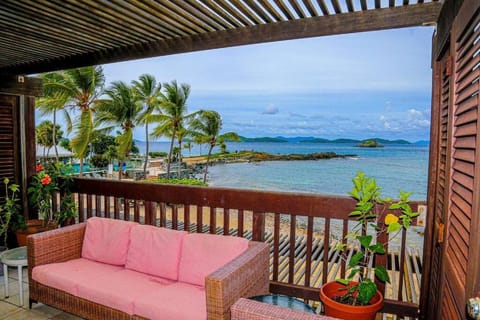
0, 0, 442, 76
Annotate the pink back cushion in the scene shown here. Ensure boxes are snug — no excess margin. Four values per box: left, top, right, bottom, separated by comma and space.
82, 217, 137, 265
126, 225, 187, 280
178, 233, 249, 286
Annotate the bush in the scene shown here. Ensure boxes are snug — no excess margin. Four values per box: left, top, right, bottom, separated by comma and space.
150, 178, 207, 186
149, 151, 168, 158
90, 155, 109, 168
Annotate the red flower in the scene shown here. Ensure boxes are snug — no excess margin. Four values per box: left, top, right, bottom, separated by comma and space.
36, 164, 42, 172
41, 174, 51, 185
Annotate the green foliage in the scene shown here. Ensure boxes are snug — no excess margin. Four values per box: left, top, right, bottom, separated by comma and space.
91, 134, 117, 155
149, 151, 168, 158
0, 178, 23, 248
90, 155, 109, 168
150, 178, 207, 186
335, 171, 419, 306
29, 162, 77, 226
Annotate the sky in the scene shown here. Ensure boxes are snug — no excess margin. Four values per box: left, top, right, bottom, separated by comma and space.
49, 26, 436, 142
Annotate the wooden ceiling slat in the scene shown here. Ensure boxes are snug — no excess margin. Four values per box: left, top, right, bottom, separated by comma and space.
303, 0, 320, 17
47, 0, 149, 44
361, 0, 368, 11
0, 4, 107, 52
288, 0, 307, 18
159, 1, 217, 32
184, 0, 233, 30
0, 34, 79, 58
198, 0, 244, 28
22, 0, 133, 47
271, 0, 295, 20
0, 22, 89, 56
57, 0, 155, 43
9, 0, 129, 49
74, 0, 168, 40
317, 0, 330, 15
243, 0, 274, 23
99, 0, 185, 37
214, 0, 255, 26
118, 0, 200, 36
346, 0, 355, 12
171, 1, 226, 31
331, 0, 343, 14
226, 1, 264, 24
375, 0, 382, 9
256, 0, 286, 22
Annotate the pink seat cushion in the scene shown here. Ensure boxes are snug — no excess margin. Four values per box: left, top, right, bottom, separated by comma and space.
32, 258, 123, 296
77, 269, 175, 315
134, 282, 206, 320
82, 217, 137, 265
178, 233, 249, 286
126, 225, 187, 280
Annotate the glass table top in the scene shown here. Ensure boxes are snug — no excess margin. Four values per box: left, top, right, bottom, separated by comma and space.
1, 246, 27, 266
250, 294, 316, 314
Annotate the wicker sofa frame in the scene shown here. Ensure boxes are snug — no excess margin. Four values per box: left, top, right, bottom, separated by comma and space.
27, 223, 270, 320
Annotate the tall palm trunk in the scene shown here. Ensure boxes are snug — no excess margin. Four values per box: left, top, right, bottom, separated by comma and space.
177, 140, 182, 178
166, 129, 176, 179
203, 144, 214, 183
143, 122, 149, 177
79, 158, 84, 177
53, 110, 58, 161
119, 157, 124, 181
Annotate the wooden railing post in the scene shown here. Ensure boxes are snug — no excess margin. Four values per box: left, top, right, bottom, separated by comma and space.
252, 211, 265, 242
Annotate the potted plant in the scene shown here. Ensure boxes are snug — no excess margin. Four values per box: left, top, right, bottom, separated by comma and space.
0, 178, 24, 275
17, 162, 77, 245
319, 171, 418, 320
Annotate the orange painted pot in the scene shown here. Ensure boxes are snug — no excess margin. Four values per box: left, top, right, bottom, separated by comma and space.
319, 281, 383, 320
16, 219, 58, 247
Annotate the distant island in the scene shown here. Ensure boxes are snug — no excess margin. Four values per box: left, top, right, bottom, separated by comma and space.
356, 140, 383, 148
229, 136, 419, 144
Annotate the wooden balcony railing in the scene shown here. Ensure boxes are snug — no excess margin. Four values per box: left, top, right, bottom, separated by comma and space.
62, 177, 425, 318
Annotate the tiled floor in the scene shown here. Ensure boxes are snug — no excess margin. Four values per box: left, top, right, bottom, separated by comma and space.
0, 267, 82, 320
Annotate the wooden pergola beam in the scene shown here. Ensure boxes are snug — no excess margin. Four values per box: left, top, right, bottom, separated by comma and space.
1, 2, 441, 75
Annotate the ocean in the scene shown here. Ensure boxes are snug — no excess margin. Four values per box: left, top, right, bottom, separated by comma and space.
136, 141, 429, 201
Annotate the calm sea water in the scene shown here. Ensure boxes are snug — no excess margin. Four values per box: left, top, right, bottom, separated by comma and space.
137, 141, 429, 201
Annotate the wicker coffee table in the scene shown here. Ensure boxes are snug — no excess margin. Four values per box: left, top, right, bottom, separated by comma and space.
1, 246, 28, 306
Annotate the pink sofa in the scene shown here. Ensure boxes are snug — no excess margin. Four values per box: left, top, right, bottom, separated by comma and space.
27, 217, 270, 320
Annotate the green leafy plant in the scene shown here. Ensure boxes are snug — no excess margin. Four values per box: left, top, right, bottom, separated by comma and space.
28, 162, 77, 227
334, 171, 418, 306
0, 178, 23, 248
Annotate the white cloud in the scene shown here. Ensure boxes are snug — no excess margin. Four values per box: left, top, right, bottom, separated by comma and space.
262, 104, 279, 115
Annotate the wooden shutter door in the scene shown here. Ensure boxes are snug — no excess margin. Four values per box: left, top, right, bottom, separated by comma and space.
0, 95, 20, 185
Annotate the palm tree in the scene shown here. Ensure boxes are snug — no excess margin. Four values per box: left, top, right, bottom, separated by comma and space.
36, 121, 63, 158
190, 110, 239, 183
36, 72, 71, 161
184, 142, 193, 156
40, 66, 105, 176
132, 74, 162, 177
96, 81, 141, 180
151, 81, 194, 179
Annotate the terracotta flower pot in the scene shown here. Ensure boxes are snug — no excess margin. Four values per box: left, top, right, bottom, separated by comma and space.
319, 281, 384, 320
16, 219, 58, 247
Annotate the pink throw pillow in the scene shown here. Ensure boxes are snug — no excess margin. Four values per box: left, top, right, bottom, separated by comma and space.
178, 233, 249, 287
82, 217, 137, 266
126, 225, 187, 280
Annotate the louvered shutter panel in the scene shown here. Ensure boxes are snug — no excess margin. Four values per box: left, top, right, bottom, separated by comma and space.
0, 95, 18, 185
